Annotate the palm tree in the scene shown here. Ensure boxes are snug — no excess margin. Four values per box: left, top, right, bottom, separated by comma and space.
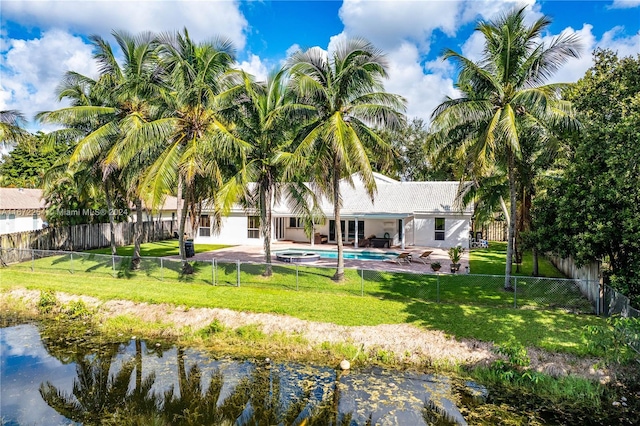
218, 69, 322, 276
286, 38, 406, 281
430, 7, 580, 289
126, 28, 247, 273
0, 110, 31, 152
38, 31, 161, 263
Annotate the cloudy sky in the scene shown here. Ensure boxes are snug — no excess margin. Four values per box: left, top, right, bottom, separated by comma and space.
1, 0, 639, 130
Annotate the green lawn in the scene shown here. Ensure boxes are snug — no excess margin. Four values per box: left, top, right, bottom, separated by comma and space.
87, 240, 231, 257
11, 252, 593, 313
2, 268, 602, 356
469, 241, 565, 277
2, 240, 600, 355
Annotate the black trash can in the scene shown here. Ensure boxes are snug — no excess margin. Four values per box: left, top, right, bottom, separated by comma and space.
184, 239, 195, 258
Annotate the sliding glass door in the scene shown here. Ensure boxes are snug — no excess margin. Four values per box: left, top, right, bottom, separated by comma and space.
329, 220, 364, 242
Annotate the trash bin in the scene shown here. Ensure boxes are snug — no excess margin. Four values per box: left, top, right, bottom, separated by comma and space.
184, 239, 195, 258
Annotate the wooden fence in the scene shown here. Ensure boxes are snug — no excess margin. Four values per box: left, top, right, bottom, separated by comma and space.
0, 220, 177, 252
476, 221, 507, 241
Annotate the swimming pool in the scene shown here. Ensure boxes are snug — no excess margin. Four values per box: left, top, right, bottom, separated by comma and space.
275, 249, 399, 261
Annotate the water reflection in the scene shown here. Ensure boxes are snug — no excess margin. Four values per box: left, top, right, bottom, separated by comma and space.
1, 323, 470, 425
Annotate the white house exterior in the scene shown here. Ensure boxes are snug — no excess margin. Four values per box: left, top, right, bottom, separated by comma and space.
194, 173, 473, 249
0, 188, 46, 235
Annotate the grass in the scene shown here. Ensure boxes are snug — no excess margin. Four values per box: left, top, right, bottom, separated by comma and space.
2, 265, 603, 356
1, 240, 603, 356
469, 241, 565, 277
10, 251, 593, 312
87, 240, 231, 257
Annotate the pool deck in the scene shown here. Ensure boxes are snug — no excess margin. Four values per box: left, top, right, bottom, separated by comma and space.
183, 241, 470, 274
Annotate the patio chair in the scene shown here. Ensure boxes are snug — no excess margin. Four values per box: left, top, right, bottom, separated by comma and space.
389, 252, 412, 264
414, 250, 433, 264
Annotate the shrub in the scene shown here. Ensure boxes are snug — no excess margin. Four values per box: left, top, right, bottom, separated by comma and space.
38, 290, 58, 314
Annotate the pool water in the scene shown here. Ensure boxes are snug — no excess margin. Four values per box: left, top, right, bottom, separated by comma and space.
275, 249, 398, 261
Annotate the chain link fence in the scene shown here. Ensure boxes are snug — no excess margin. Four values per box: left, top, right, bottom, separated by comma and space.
1, 248, 602, 315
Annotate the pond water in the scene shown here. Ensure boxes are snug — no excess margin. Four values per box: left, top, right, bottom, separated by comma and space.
1, 323, 482, 425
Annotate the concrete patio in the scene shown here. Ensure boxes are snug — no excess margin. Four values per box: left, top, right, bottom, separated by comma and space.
184, 241, 470, 274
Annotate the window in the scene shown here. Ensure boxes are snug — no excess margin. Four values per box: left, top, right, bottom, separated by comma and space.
248, 216, 260, 239
33, 213, 39, 230
289, 217, 303, 228
199, 215, 211, 237
435, 217, 445, 241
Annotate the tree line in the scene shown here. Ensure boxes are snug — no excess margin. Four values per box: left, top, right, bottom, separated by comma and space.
1, 7, 639, 303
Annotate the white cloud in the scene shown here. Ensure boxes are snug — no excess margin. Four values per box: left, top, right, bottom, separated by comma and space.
610, 0, 640, 9
460, 0, 540, 24
237, 54, 269, 83
599, 26, 640, 57
0, 30, 97, 128
338, 0, 463, 53
544, 24, 640, 84
1, 0, 248, 49
384, 42, 457, 123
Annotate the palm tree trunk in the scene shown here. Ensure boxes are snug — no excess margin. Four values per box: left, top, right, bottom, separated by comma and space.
505, 154, 517, 290
499, 196, 510, 229
333, 164, 344, 282
532, 248, 539, 276
132, 198, 143, 270
176, 175, 184, 239
178, 181, 191, 274
104, 184, 117, 256
261, 180, 273, 277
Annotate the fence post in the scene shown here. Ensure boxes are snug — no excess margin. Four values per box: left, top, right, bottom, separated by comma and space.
296, 264, 299, 291
514, 277, 518, 309
213, 259, 217, 286
160, 257, 164, 281
112, 254, 116, 278
31, 249, 35, 272
236, 260, 240, 287
599, 280, 605, 316
70, 252, 74, 274
361, 269, 364, 296
436, 274, 440, 303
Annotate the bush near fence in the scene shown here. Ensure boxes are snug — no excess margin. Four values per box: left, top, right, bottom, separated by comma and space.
1, 248, 596, 314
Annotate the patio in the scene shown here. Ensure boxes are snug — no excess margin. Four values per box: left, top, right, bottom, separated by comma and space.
185, 241, 470, 274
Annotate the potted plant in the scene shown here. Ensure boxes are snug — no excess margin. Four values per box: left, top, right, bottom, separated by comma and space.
448, 246, 465, 273
430, 261, 441, 272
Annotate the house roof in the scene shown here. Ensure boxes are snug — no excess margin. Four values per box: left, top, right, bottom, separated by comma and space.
0, 188, 46, 211
330, 180, 472, 216
271, 174, 472, 217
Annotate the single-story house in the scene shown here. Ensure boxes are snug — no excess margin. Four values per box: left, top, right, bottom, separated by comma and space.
194, 173, 473, 249
0, 188, 47, 235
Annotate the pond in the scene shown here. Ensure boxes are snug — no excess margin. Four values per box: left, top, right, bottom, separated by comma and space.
1, 322, 482, 425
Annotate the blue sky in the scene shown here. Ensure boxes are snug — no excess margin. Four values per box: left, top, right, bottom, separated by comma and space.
1, 0, 639, 131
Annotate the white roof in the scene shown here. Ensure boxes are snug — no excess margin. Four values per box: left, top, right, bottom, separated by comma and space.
0, 188, 46, 211
271, 173, 472, 217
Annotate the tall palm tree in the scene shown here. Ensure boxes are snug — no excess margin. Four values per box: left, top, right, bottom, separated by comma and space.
430, 7, 580, 289
286, 38, 406, 281
125, 28, 247, 272
38, 31, 161, 263
218, 69, 322, 276
0, 110, 31, 152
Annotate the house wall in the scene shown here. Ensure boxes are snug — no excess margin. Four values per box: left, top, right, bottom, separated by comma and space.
194, 213, 263, 246
0, 213, 43, 235
413, 214, 471, 248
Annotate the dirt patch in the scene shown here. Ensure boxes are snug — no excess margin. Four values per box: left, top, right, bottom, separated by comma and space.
1, 288, 609, 381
